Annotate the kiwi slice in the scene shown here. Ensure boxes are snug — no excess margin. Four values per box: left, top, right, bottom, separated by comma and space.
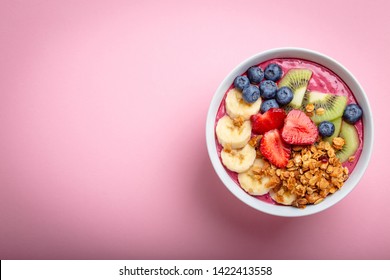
278, 69, 312, 109
307, 91, 347, 123
284, 90, 309, 112
336, 121, 359, 163
323, 117, 342, 144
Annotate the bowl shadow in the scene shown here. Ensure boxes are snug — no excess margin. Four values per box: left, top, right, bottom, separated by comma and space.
193, 148, 297, 244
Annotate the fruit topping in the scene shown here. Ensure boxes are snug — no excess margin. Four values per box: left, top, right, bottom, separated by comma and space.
278, 69, 312, 109
238, 158, 271, 195
322, 117, 342, 144
216, 115, 252, 149
276, 86, 294, 106
343, 104, 363, 124
221, 144, 256, 173
260, 129, 291, 168
260, 80, 278, 99
281, 109, 318, 145
335, 122, 359, 163
218, 59, 364, 208
269, 188, 297, 206
242, 84, 261, 103
250, 108, 287, 135
233, 75, 250, 91
264, 63, 283, 82
225, 88, 262, 120
260, 99, 279, 113
318, 121, 335, 137
306, 91, 347, 123
247, 66, 264, 84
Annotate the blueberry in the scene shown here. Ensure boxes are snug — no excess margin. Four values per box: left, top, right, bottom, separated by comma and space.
247, 66, 264, 84
242, 85, 260, 103
318, 121, 335, 137
260, 99, 279, 113
264, 63, 283, 82
276, 86, 294, 105
233, 75, 250, 91
260, 80, 278, 99
343, 104, 363, 124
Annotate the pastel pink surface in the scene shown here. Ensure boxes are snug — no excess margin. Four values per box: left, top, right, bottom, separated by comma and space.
0, 0, 388, 259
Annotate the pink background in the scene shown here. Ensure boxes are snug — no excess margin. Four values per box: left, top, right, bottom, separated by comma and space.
0, 0, 389, 259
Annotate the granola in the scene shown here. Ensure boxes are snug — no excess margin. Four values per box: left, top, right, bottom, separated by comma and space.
305, 103, 315, 113
248, 135, 262, 148
316, 108, 325, 116
332, 137, 345, 150
262, 141, 349, 208
233, 116, 245, 127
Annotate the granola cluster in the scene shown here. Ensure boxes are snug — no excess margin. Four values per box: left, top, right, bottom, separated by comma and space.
251, 138, 349, 208
305, 103, 325, 117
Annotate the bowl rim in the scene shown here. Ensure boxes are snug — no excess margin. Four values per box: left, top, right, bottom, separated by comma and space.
206, 47, 374, 217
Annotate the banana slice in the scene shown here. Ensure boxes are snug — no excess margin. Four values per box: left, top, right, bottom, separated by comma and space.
216, 115, 251, 149
225, 88, 262, 120
269, 188, 297, 205
238, 158, 271, 195
221, 144, 256, 173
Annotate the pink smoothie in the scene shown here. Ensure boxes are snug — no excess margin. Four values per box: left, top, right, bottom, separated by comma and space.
215, 58, 364, 204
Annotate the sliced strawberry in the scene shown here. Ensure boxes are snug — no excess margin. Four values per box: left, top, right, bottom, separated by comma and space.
250, 108, 287, 135
281, 109, 318, 145
260, 129, 291, 168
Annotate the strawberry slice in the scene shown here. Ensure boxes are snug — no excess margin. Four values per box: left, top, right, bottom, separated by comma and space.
250, 108, 287, 135
260, 129, 291, 168
281, 109, 318, 145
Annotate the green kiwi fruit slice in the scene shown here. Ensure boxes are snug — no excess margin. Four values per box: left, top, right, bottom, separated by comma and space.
307, 91, 348, 123
284, 90, 309, 112
278, 69, 312, 109
323, 117, 342, 144
336, 121, 359, 163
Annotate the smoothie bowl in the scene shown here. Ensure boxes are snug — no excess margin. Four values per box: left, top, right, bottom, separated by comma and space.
206, 48, 373, 217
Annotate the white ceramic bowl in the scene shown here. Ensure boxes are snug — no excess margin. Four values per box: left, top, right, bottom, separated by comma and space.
206, 47, 373, 217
